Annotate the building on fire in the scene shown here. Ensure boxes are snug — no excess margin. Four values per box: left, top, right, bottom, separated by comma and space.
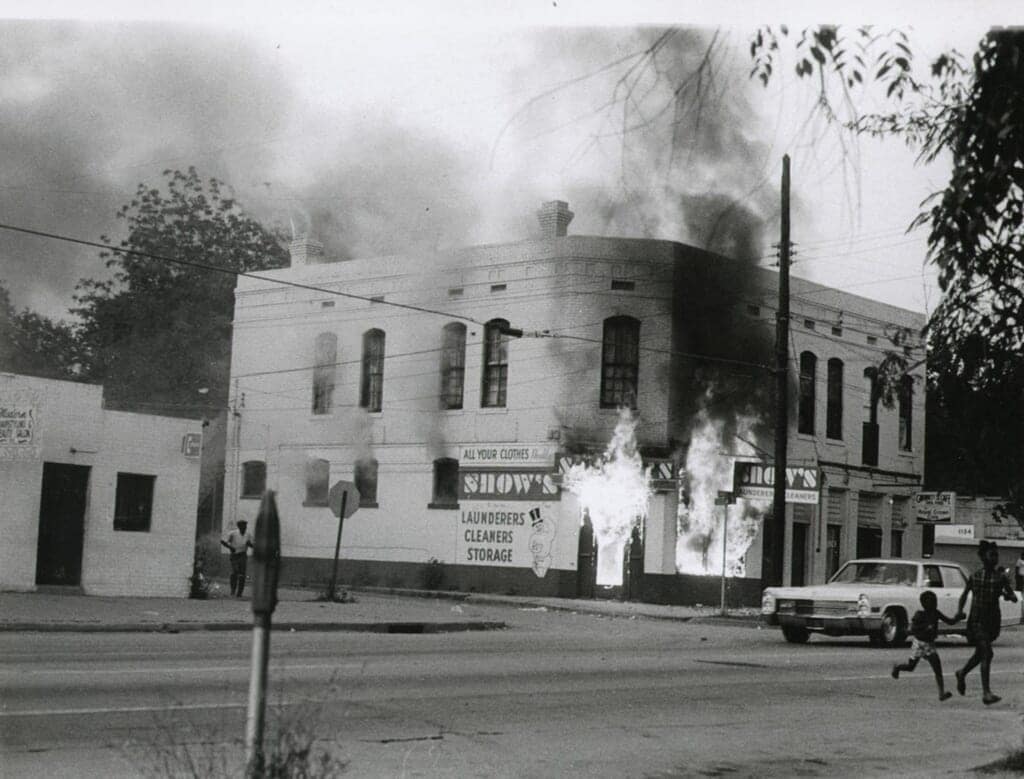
226, 201, 926, 605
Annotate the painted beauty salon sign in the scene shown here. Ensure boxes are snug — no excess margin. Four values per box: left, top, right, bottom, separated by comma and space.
0, 389, 41, 461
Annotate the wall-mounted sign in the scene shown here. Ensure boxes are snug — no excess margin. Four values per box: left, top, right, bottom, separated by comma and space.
915, 492, 955, 523
459, 469, 559, 501
733, 463, 819, 505
181, 432, 202, 458
935, 524, 974, 541
554, 453, 677, 490
0, 392, 41, 461
459, 444, 556, 468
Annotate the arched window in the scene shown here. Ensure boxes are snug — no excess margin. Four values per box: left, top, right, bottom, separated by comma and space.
312, 332, 337, 415
798, 351, 817, 435
481, 319, 509, 408
360, 329, 385, 412
898, 376, 914, 451
241, 460, 266, 499
304, 458, 329, 506
826, 358, 844, 440
600, 316, 640, 408
354, 458, 378, 507
440, 322, 466, 410
430, 457, 460, 508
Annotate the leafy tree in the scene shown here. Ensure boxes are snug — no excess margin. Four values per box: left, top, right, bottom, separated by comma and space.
72, 167, 288, 416
751, 26, 1024, 521
0, 280, 79, 380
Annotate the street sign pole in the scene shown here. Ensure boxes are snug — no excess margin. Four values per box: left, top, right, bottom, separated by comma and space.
328, 492, 347, 601
720, 504, 729, 617
246, 491, 280, 776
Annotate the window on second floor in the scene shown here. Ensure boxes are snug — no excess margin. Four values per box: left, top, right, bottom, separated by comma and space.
898, 375, 913, 451
241, 460, 266, 499
826, 358, 843, 440
798, 351, 817, 435
354, 458, 378, 507
360, 329, 385, 412
440, 322, 466, 410
863, 367, 879, 423
600, 316, 640, 408
481, 319, 509, 408
430, 457, 459, 508
304, 458, 329, 507
312, 332, 337, 415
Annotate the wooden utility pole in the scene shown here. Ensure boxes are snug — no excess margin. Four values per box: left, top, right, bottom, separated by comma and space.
766, 155, 791, 589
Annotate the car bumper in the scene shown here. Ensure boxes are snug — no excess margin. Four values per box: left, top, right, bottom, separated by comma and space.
765, 614, 883, 634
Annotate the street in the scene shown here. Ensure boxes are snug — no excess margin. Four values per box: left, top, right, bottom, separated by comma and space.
3, 604, 1024, 778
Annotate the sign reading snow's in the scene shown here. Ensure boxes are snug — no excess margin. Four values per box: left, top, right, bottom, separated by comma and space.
733, 463, 819, 505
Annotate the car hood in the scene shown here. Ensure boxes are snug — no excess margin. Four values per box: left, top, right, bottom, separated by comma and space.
763, 583, 897, 600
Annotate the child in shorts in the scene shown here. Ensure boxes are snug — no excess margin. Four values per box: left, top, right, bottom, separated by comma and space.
891, 590, 959, 701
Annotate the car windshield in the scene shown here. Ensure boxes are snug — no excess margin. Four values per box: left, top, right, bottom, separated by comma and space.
829, 562, 917, 586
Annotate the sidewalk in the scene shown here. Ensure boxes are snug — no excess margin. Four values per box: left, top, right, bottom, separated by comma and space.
0, 582, 762, 633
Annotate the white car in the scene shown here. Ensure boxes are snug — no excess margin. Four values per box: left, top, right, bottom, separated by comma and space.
761, 558, 1023, 647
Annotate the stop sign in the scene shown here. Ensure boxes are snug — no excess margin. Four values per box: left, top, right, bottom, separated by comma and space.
328, 480, 360, 519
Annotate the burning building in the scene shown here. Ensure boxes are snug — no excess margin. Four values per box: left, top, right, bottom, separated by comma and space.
225, 201, 925, 605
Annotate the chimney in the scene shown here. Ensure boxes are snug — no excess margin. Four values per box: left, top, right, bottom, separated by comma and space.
536, 200, 574, 238
289, 235, 324, 266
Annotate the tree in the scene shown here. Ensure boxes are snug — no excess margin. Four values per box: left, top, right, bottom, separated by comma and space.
0, 280, 79, 380
751, 27, 1024, 521
72, 167, 288, 416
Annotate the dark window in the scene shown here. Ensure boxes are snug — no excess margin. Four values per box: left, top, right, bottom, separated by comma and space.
360, 329, 385, 412
354, 458, 378, 507
481, 319, 510, 408
610, 279, 635, 291
831, 325, 843, 336
430, 458, 459, 508
113, 473, 155, 532
321, 300, 335, 308
312, 332, 337, 415
747, 304, 760, 316
898, 376, 913, 451
826, 358, 843, 440
600, 316, 640, 408
440, 322, 466, 410
922, 523, 935, 557
798, 351, 817, 435
304, 458, 329, 506
241, 461, 266, 499
804, 319, 816, 330
862, 368, 880, 466
490, 284, 507, 293
448, 287, 464, 298
867, 335, 878, 345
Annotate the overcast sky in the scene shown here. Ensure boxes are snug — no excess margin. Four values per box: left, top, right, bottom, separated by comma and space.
0, 2, 1016, 321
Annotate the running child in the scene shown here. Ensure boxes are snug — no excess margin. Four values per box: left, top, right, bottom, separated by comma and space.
891, 590, 958, 701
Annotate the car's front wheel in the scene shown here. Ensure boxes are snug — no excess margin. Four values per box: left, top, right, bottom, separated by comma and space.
781, 625, 810, 644
872, 608, 907, 648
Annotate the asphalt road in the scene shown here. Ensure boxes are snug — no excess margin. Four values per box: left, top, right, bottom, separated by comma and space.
3, 606, 1024, 778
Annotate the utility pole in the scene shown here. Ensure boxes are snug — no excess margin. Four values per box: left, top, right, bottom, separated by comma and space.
766, 154, 791, 589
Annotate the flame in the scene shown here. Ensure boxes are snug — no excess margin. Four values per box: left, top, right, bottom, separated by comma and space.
676, 400, 765, 578
563, 408, 652, 586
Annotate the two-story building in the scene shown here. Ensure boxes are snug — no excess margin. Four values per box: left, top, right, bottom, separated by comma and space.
226, 201, 925, 604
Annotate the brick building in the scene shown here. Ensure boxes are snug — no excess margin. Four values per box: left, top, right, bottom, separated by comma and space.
226, 202, 926, 604
0, 373, 203, 596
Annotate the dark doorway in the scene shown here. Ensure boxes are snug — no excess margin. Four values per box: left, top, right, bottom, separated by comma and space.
576, 511, 596, 599
791, 522, 808, 586
624, 524, 644, 601
35, 463, 90, 586
856, 525, 883, 559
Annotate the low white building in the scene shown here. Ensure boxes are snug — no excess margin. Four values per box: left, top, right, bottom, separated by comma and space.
0, 373, 202, 597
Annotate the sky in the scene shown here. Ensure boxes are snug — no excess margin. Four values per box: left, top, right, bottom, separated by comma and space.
0, 2, 1017, 322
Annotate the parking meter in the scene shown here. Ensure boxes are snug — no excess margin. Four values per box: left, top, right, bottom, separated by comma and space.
251, 490, 281, 616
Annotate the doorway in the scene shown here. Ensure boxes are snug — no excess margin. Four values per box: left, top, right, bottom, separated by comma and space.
791, 522, 809, 586
576, 510, 597, 598
35, 463, 91, 586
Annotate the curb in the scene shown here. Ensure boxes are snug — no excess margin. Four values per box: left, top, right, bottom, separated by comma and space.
0, 620, 506, 634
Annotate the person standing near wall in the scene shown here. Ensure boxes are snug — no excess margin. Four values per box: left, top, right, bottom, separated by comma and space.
1014, 551, 1024, 593
221, 520, 253, 597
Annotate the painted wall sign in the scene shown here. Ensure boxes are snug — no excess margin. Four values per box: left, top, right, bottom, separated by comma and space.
181, 432, 202, 458
0, 396, 41, 461
554, 453, 676, 489
456, 503, 559, 576
458, 444, 556, 468
733, 463, 820, 505
914, 492, 955, 523
935, 523, 974, 541
459, 469, 559, 501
